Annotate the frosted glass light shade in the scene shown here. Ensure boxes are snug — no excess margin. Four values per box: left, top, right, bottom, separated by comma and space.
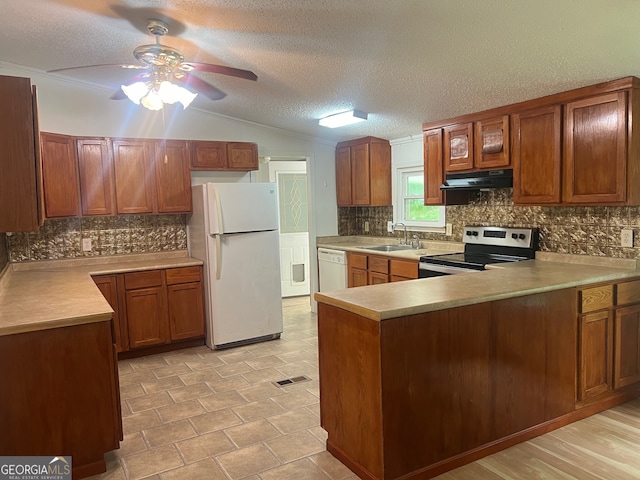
319, 110, 368, 128
121, 81, 198, 110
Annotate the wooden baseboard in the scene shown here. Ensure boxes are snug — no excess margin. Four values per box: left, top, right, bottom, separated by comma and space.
326, 439, 378, 480
118, 337, 205, 360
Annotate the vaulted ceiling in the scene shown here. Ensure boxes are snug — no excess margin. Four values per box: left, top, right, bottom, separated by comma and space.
2, 0, 640, 142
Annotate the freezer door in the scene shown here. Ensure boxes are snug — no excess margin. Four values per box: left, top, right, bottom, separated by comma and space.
205, 229, 283, 347
207, 182, 279, 235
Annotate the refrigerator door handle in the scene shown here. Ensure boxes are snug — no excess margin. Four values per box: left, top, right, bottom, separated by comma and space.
214, 188, 224, 235
215, 235, 222, 280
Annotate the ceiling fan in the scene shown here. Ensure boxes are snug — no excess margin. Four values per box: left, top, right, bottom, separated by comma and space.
48, 18, 257, 109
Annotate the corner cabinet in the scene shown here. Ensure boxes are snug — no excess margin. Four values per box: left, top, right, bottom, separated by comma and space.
335, 137, 391, 206
0, 75, 43, 232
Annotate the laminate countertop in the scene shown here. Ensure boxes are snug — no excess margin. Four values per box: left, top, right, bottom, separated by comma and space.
0, 252, 203, 337
314, 258, 640, 321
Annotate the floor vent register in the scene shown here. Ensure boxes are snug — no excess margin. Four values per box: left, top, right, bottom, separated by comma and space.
273, 375, 310, 387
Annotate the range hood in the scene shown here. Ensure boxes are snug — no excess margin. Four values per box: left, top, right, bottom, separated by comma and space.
440, 169, 513, 191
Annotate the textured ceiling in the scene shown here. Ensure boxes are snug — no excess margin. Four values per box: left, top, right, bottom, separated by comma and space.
2, 0, 640, 142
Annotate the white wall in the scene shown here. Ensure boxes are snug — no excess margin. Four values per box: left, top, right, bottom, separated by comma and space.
0, 62, 339, 303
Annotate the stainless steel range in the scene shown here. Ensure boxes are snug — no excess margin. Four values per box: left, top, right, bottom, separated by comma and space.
419, 226, 539, 277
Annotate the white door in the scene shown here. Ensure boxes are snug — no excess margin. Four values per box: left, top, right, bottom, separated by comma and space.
269, 161, 310, 297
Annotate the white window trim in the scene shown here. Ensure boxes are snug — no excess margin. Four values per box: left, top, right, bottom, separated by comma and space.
392, 164, 446, 233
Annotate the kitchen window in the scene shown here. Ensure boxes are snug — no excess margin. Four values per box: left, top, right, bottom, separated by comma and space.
393, 165, 445, 231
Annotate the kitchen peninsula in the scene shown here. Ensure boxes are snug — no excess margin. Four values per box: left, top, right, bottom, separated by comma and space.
315, 259, 640, 479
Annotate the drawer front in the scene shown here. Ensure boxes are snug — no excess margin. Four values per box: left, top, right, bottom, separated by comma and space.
348, 252, 367, 270
579, 284, 614, 313
390, 259, 418, 279
368, 256, 389, 274
166, 266, 202, 285
124, 270, 164, 290
616, 279, 640, 306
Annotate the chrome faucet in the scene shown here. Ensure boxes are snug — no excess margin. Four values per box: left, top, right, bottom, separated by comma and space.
411, 234, 421, 249
393, 222, 407, 245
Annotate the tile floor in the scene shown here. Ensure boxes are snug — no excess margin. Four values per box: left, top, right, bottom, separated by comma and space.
91, 296, 356, 480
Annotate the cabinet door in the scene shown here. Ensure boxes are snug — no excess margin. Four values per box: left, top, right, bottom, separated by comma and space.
614, 304, 640, 389
167, 282, 205, 341
190, 141, 228, 170
227, 142, 259, 170
41, 132, 81, 218
335, 146, 352, 206
0, 76, 41, 232
512, 105, 562, 205
424, 129, 444, 205
443, 123, 474, 172
564, 92, 627, 204
77, 137, 115, 216
155, 140, 192, 213
390, 259, 418, 279
350, 143, 370, 205
578, 310, 613, 401
93, 275, 127, 353
474, 115, 510, 169
368, 141, 392, 206
113, 139, 155, 214
368, 271, 389, 285
125, 286, 168, 349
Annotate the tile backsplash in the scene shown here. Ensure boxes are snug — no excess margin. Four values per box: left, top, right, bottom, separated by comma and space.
338, 188, 640, 259
6, 215, 187, 262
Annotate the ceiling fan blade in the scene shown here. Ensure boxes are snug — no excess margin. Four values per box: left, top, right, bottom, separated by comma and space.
181, 62, 258, 81
48, 64, 148, 73
173, 74, 227, 101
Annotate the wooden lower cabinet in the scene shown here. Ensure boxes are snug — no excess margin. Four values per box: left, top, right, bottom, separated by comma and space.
347, 251, 417, 287
614, 303, 640, 388
93, 266, 205, 356
578, 309, 613, 401
0, 321, 122, 479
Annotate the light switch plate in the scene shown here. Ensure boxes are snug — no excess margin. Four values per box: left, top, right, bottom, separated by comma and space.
387, 221, 394, 233
364, 221, 370, 233
621, 228, 634, 248
82, 238, 92, 252
445, 223, 453, 236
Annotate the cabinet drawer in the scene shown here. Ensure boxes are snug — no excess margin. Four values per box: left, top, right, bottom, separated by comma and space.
124, 270, 164, 290
166, 266, 202, 285
390, 259, 418, 279
579, 284, 614, 313
368, 256, 389, 274
348, 252, 367, 270
616, 279, 640, 306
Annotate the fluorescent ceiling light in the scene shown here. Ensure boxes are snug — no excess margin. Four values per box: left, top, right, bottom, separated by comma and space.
319, 110, 368, 128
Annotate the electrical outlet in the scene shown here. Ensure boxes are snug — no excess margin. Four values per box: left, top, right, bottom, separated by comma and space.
387, 221, 394, 233
445, 223, 453, 236
82, 238, 92, 252
621, 228, 634, 248
364, 221, 370, 233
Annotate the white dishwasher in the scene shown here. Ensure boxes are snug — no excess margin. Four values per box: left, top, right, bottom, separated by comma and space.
318, 248, 348, 291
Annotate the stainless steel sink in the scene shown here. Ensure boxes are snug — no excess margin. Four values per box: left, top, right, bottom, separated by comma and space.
361, 244, 416, 252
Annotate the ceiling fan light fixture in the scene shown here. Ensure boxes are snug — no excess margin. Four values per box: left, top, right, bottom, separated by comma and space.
319, 110, 368, 128
121, 80, 197, 110
121, 81, 149, 104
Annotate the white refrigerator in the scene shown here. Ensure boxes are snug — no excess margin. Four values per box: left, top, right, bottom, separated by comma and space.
188, 182, 284, 349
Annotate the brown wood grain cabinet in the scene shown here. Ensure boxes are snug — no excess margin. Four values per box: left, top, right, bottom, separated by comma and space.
189, 140, 258, 171
0, 321, 122, 479
0, 75, 43, 232
423, 128, 444, 205
347, 252, 368, 287
614, 279, 640, 389
124, 270, 169, 349
578, 309, 613, 401
112, 138, 156, 214
77, 137, 116, 216
335, 137, 391, 207
154, 140, 192, 213
166, 266, 206, 341
443, 122, 474, 171
93, 274, 127, 353
40, 132, 81, 218
347, 251, 417, 286
474, 115, 511, 169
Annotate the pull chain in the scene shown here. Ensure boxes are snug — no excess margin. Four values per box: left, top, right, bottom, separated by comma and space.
162, 105, 168, 164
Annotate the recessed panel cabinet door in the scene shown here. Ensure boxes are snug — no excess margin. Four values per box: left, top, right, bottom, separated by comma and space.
578, 310, 613, 401
77, 137, 115, 216
167, 282, 205, 341
350, 143, 371, 205
113, 139, 155, 214
335, 146, 352, 206
424, 129, 444, 205
512, 105, 562, 205
155, 140, 192, 213
126, 286, 169, 349
564, 92, 627, 204
227, 142, 258, 170
41, 132, 81, 218
614, 303, 640, 389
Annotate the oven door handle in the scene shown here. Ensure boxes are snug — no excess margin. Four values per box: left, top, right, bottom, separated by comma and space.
418, 263, 484, 275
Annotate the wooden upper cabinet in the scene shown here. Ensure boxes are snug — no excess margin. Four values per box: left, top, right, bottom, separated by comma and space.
154, 140, 192, 213
564, 92, 627, 204
0, 76, 42, 232
512, 105, 562, 205
424, 129, 444, 205
335, 146, 352, 206
335, 137, 391, 207
227, 142, 258, 170
40, 132, 81, 218
189, 141, 258, 171
474, 115, 510, 169
77, 137, 115, 216
112, 139, 156, 214
443, 123, 474, 172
